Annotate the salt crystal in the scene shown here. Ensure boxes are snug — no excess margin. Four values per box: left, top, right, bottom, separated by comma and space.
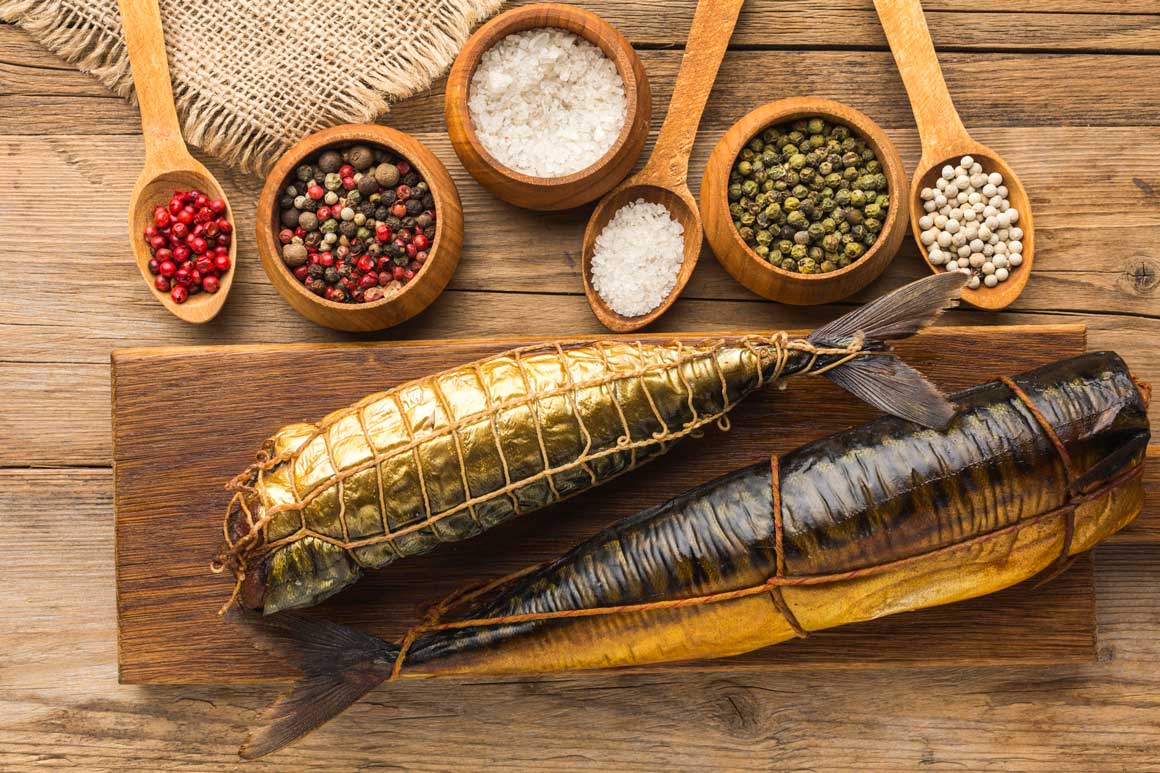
590, 199, 684, 317
468, 28, 627, 178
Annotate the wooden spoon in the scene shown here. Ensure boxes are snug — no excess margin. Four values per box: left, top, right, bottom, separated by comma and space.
581, 0, 744, 332
119, 0, 235, 323
875, 0, 1033, 311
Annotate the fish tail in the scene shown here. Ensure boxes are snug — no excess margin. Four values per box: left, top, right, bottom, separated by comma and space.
807, 272, 967, 429
239, 615, 398, 760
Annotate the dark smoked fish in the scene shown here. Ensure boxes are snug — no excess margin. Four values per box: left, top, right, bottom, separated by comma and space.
215, 274, 967, 614
239, 351, 1150, 758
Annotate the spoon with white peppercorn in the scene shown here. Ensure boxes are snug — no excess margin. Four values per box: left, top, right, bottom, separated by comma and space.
874, 0, 1033, 311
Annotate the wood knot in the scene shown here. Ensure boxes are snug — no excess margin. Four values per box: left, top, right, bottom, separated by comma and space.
711, 691, 762, 736
1121, 257, 1158, 296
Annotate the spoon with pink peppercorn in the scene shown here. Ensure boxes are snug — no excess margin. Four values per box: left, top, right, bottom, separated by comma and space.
119, 0, 235, 323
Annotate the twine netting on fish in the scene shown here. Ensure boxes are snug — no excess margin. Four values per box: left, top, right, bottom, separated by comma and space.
380, 382, 1144, 679
1, 0, 501, 172
211, 335, 871, 611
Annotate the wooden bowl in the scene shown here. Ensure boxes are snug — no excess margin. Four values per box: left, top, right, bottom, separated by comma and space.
910, 146, 1033, 311
445, 3, 651, 211
701, 97, 909, 306
256, 125, 463, 332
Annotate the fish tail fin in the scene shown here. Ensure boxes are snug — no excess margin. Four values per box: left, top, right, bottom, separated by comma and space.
807, 273, 968, 430
239, 615, 399, 760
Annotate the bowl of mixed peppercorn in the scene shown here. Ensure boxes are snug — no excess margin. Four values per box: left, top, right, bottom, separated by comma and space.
701, 98, 908, 305
257, 124, 463, 331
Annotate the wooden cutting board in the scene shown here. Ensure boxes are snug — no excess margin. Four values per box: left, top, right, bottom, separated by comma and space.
113, 324, 1107, 685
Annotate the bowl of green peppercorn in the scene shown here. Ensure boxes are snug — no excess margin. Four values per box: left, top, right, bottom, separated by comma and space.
701, 98, 908, 305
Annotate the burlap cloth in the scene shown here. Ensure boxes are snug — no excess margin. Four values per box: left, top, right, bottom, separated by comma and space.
2, 0, 502, 172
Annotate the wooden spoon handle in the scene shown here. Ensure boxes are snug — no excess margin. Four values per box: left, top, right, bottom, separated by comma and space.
644, 0, 744, 187
117, 0, 188, 167
873, 0, 970, 160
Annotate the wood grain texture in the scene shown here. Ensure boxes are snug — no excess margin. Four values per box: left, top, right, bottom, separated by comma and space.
444, 4, 652, 211
701, 97, 909, 305
5, 1, 1160, 768
3, 469, 1159, 771
579, 0, 743, 332
254, 124, 464, 331
115, 0, 236, 324
111, 325, 1119, 684
876, 0, 1034, 311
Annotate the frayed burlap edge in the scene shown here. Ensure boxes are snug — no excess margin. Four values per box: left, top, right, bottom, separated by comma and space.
1, 0, 503, 173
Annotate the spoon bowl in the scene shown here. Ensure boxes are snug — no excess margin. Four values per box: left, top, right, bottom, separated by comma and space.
128, 163, 235, 323
119, 0, 234, 323
582, 182, 701, 332
910, 144, 1033, 311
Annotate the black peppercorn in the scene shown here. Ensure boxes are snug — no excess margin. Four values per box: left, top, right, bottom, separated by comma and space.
405, 200, 422, 215
421, 194, 435, 209
336, 262, 352, 278
403, 172, 420, 187
346, 145, 375, 171
339, 221, 358, 238
324, 267, 340, 284
307, 263, 325, 279
281, 208, 300, 228
375, 206, 390, 221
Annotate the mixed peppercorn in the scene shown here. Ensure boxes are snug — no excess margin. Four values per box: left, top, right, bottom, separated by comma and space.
728, 118, 890, 274
277, 143, 436, 303
144, 189, 232, 304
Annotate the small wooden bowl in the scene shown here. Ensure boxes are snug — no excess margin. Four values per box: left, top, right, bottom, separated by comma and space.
445, 3, 651, 211
256, 125, 463, 332
701, 97, 909, 306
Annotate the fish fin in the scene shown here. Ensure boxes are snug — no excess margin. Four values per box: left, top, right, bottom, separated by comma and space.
1068, 429, 1151, 495
239, 615, 398, 760
808, 272, 966, 348
821, 352, 958, 429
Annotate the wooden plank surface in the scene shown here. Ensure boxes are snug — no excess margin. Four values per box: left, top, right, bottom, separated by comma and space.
4, 0, 1160, 768
2, 467, 1157, 770
111, 325, 1111, 684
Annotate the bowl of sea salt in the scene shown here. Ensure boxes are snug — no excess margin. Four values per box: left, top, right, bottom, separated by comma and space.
445, 4, 651, 211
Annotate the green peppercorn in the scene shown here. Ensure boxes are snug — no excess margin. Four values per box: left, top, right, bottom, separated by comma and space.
729, 118, 888, 274
324, 172, 343, 192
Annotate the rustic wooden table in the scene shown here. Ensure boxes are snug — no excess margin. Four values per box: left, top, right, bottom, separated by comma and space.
3, 1, 1160, 770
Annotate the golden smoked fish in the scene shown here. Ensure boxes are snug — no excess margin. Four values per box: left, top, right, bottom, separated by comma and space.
216, 274, 967, 614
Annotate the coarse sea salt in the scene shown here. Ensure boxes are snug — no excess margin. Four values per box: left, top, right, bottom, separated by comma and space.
468, 28, 627, 178
591, 199, 685, 317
